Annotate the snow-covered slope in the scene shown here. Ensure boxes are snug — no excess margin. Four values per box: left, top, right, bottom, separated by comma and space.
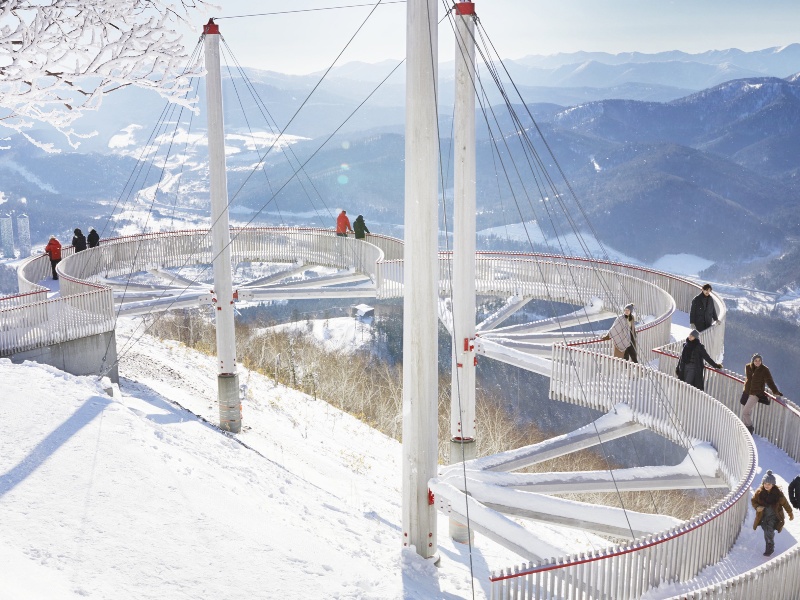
3, 316, 800, 598
0, 319, 533, 599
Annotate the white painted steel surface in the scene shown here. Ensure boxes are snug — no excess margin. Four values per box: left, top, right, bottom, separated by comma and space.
401, 0, 440, 561
205, 26, 237, 378
451, 6, 477, 444
205, 23, 241, 433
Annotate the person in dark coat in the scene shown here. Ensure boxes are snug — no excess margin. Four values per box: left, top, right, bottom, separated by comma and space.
72, 228, 87, 252
87, 228, 100, 248
789, 475, 800, 510
741, 353, 783, 434
44, 235, 61, 280
689, 283, 719, 332
676, 329, 722, 391
752, 470, 793, 557
353, 215, 370, 240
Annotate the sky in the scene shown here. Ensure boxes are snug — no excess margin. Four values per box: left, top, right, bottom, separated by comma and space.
186, 0, 800, 74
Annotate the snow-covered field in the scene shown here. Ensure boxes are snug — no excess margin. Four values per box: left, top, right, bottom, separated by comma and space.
1, 319, 529, 599
2, 318, 800, 598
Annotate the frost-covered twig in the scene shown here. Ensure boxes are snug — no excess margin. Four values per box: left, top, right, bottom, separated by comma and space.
0, 0, 211, 149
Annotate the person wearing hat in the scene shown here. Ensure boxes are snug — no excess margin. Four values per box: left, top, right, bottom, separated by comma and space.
740, 353, 783, 434
353, 215, 370, 240
689, 283, 719, 333
72, 228, 87, 252
676, 329, 722, 391
601, 303, 638, 362
752, 470, 793, 557
44, 235, 62, 280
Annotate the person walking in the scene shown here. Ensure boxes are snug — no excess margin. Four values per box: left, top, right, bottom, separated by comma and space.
336, 210, 353, 237
602, 303, 638, 362
690, 283, 719, 332
740, 353, 783, 434
752, 470, 793, 557
72, 228, 87, 252
87, 228, 100, 248
789, 475, 800, 510
44, 235, 62, 280
676, 329, 722, 391
353, 215, 370, 240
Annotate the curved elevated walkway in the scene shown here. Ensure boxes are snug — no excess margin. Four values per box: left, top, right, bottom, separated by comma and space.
2, 227, 798, 599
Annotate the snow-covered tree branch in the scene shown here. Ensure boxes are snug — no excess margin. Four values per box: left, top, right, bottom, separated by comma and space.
0, 0, 210, 150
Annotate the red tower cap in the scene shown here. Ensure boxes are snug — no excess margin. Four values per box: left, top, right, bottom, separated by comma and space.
203, 18, 219, 35
455, 2, 475, 15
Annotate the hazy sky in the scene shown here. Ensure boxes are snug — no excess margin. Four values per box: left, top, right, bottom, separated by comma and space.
192, 0, 800, 74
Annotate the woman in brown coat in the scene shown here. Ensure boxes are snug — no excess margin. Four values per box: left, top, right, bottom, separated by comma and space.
741, 354, 783, 434
752, 470, 794, 556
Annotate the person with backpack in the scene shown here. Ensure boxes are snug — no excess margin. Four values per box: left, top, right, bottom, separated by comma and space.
675, 329, 722, 391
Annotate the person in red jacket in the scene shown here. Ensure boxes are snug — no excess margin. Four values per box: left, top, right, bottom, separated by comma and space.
336, 210, 353, 237
44, 235, 62, 280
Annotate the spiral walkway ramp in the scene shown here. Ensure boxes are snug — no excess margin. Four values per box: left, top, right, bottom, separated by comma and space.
2, 227, 800, 599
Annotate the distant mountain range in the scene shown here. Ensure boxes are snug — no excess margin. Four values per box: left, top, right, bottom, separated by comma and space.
2, 46, 800, 289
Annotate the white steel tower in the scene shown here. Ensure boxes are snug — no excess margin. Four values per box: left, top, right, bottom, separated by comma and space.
402, 0, 440, 560
449, 1, 477, 544
203, 19, 241, 433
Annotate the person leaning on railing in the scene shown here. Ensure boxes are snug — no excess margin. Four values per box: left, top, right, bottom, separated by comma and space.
739, 353, 783, 435
44, 235, 62, 280
675, 329, 722, 391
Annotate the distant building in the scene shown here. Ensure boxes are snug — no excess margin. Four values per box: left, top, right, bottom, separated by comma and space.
0, 215, 13, 258
16, 214, 31, 257
350, 303, 374, 319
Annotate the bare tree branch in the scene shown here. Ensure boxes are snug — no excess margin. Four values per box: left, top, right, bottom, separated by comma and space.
0, 0, 212, 149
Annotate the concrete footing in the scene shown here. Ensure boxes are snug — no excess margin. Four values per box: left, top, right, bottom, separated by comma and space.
7, 330, 118, 383
218, 373, 241, 433
449, 438, 477, 544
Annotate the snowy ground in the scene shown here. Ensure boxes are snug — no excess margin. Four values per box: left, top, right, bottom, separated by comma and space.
0, 318, 539, 600
265, 316, 374, 354
3, 285, 800, 597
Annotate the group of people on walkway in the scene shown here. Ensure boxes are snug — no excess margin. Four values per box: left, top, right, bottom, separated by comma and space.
43, 227, 100, 280
604, 284, 787, 432
336, 210, 370, 239
602, 287, 795, 558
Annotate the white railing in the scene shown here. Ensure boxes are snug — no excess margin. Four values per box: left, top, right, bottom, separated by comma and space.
490, 345, 756, 600
2, 228, 386, 358
8, 228, 794, 597
0, 287, 115, 355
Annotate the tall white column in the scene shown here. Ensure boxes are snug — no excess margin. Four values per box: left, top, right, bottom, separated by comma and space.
449, 1, 477, 544
204, 20, 241, 433
402, 0, 439, 560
